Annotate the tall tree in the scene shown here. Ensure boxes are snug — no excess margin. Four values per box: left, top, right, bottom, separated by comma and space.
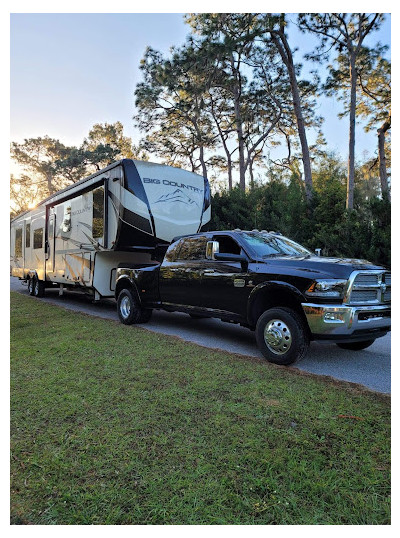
324, 45, 390, 199
258, 13, 315, 203
10, 122, 140, 213
134, 45, 218, 180
82, 121, 144, 170
356, 48, 390, 199
298, 13, 385, 209
10, 173, 45, 217
188, 13, 293, 190
11, 136, 72, 196
206, 86, 237, 190
187, 13, 260, 189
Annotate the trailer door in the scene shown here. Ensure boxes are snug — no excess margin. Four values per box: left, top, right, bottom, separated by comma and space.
47, 213, 56, 274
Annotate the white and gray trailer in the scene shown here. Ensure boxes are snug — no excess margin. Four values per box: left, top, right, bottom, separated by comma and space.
10, 159, 211, 299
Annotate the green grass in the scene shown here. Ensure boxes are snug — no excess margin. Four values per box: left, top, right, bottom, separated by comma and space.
10, 292, 390, 524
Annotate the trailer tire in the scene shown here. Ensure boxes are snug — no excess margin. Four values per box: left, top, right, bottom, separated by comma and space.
255, 307, 309, 365
32, 276, 45, 298
117, 288, 152, 325
27, 277, 34, 296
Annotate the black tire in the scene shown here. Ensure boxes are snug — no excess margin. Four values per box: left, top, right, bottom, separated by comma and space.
27, 277, 34, 296
117, 288, 152, 325
255, 307, 309, 365
32, 276, 45, 298
336, 339, 375, 351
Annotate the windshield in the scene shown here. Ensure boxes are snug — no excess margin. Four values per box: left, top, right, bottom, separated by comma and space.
241, 232, 312, 258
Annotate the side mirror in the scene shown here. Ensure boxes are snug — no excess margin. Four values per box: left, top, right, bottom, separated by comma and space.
214, 252, 248, 271
206, 240, 219, 260
315, 248, 322, 257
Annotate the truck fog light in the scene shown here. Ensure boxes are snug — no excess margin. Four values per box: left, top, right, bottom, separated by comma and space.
324, 312, 345, 323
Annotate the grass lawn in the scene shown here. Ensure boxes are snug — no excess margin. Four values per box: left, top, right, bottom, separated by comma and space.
10, 291, 390, 525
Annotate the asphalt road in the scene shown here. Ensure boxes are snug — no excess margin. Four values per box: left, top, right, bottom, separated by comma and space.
10, 276, 391, 394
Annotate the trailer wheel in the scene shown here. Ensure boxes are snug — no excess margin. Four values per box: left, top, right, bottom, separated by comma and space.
27, 277, 34, 296
255, 307, 309, 365
32, 276, 45, 298
117, 288, 152, 325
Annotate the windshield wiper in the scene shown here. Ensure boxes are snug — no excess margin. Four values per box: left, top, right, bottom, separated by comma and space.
262, 253, 290, 258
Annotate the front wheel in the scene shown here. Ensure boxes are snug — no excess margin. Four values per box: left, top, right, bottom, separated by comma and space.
117, 288, 152, 325
336, 339, 375, 351
255, 307, 309, 365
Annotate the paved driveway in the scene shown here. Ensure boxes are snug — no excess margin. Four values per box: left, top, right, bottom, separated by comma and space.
10, 277, 391, 394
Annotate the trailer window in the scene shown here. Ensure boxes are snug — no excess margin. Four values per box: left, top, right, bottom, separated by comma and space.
48, 218, 54, 239
15, 228, 22, 257
33, 228, 43, 249
25, 223, 31, 248
62, 205, 71, 233
92, 186, 104, 239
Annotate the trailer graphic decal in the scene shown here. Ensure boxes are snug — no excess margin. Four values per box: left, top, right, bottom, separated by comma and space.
154, 189, 200, 208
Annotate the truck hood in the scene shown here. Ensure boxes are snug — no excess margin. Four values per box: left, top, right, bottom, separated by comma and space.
256, 255, 386, 279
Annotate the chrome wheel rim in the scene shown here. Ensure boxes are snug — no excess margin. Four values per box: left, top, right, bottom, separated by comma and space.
264, 319, 292, 355
120, 296, 131, 319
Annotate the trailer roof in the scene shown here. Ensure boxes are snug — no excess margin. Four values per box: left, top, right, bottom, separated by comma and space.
11, 160, 126, 223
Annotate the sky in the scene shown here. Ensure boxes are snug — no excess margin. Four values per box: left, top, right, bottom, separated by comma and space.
10, 11, 391, 172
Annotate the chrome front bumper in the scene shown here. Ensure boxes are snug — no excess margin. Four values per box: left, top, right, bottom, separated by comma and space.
302, 303, 391, 337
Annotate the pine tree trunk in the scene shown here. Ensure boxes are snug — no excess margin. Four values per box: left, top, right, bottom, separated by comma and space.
249, 158, 255, 190
198, 144, 208, 180
377, 117, 390, 201
230, 54, 246, 191
234, 95, 246, 190
287, 61, 313, 203
227, 155, 233, 191
271, 30, 313, 203
46, 173, 55, 195
347, 53, 357, 210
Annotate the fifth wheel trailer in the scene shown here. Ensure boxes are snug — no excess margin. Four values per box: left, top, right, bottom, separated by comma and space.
10, 159, 211, 299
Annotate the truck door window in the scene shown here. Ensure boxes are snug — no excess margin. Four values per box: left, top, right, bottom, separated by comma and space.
212, 235, 241, 255
177, 237, 207, 260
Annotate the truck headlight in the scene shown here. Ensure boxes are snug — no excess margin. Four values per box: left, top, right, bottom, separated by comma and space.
305, 279, 348, 299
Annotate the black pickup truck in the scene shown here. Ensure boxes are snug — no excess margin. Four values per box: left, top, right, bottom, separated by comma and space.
115, 230, 391, 365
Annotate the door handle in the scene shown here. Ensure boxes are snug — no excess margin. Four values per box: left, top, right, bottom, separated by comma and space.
203, 269, 215, 274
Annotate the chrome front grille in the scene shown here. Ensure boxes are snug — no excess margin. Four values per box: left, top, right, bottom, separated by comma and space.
344, 271, 391, 305
353, 273, 379, 286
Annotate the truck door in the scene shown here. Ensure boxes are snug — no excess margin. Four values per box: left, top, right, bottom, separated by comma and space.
200, 234, 250, 316
159, 236, 207, 308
